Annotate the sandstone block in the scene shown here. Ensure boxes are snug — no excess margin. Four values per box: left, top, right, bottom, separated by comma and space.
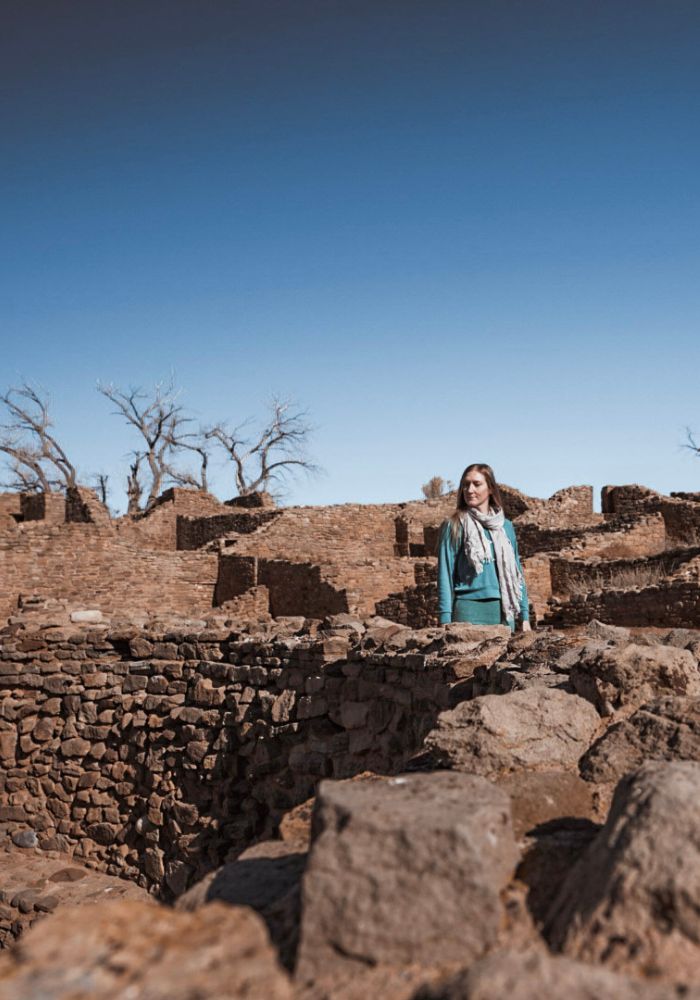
296, 772, 518, 984
546, 761, 700, 981
0, 730, 17, 760
59, 738, 90, 757
271, 689, 296, 723
423, 689, 599, 777
128, 637, 153, 658
69, 610, 103, 624
570, 642, 700, 715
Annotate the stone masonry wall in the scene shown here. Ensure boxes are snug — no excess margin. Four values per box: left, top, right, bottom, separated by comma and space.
0, 619, 463, 897
0, 524, 218, 622
0, 494, 22, 520
544, 579, 700, 628
515, 513, 665, 560
177, 510, 281, 550
602, 486, 700, 547
548, 546, 700, 598
115, 488, 229, 552
230, 504, 402, 561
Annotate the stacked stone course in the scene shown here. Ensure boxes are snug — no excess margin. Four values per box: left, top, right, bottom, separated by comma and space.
0, 617, 465, 896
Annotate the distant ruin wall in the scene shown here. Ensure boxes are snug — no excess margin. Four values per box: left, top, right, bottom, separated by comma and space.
516, 513, 665, 560
544, 580, 700, 628
177, 510, 280, 551
0, 525, 218, 621
0, 623, 457, 896
0, 494, 21, 520
231, 504, 401, 562
602, 486, 700, 547
549, 547, 700, 599
115, 489, 228, 552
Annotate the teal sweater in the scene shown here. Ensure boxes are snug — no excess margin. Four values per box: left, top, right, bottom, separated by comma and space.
437, 518, 529, 625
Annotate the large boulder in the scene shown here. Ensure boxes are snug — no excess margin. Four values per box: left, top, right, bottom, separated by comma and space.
422, 689, 600, 777
546, 761, 700, 982
570, 642, 700, 716
414, 947, 695, 999
0, 898, 293, 999
580, 696, 700, 783
295, 772, 518, 987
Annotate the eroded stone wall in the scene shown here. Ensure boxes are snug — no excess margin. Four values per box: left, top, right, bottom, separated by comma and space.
0, 524, 218, 621
545, 580, 700, 627
0, 618, 461, 896
602, 486, 700, 547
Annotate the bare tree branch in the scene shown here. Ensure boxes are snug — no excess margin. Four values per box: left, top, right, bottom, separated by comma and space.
126, 453, 145, 515
207, 397, 319, 496
685, 427, 700, 456
90, 473, 110, 507
0, 383, 76, 491
163, 427, 211, 492
98, 379, 198, 509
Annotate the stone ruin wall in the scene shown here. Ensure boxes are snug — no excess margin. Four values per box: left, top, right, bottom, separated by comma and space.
544, 579, 700, 627
0, 620, 459, 898
3, 480, 700, 636
603, 484, 700, 546
114, 487, 232, 551
0, 522, 219, 623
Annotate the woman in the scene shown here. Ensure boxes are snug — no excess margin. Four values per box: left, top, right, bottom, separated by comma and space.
437, 463, 531, 631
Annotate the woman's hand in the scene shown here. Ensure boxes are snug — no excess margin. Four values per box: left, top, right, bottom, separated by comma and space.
521, 621, 532, 633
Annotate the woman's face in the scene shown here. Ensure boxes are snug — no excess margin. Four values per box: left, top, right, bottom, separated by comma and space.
463, 471, 491, 511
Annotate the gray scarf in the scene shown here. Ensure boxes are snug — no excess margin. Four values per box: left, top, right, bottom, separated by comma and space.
459, 507, 524, 624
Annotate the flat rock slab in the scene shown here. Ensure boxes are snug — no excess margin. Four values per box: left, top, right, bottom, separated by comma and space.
580, 696, 700, 783
0, 848, 149, 947
0, 898, 293, 999
571, 642, 700, 715
423, 688, 600, 777
416, 947, 696, 999
295, 772, 518, 987
546, 760, 700, 982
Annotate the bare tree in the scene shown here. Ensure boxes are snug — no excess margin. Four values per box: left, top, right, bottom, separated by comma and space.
0, 383, 76, 492
207, 397, 318, 496
421, 475, 455, 500
126, 454, 145, 515
163, 429, 210, 492
685, 427, 700, 458
91, 473, 110, 506
98, 379, 212, 510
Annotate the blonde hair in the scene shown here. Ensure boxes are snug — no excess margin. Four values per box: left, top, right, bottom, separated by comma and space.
447, 463, 505, 544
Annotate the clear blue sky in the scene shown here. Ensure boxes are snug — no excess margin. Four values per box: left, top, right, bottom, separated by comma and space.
3, 1, 700, 512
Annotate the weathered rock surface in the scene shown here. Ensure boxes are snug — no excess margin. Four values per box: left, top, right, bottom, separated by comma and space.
0, 898, 293, 999
0, 848, 150, 947
570, 642, 700, 715
546, 761, 700, 981
295, 772, 518, 987
472, 632, 575, 696
497, 770, 602, 838
580, 696, 700, 783
584, 619, 632, 642
422, 689, 600, 777
414, 947, 697, 999
176, 839, 305, 970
